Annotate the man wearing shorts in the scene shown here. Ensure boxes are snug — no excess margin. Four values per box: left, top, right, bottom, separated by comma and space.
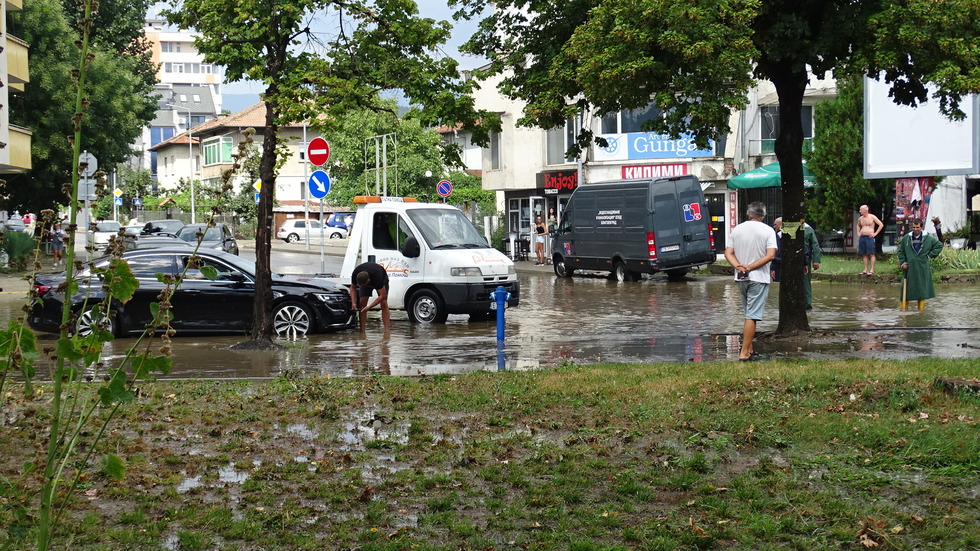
724, 202, 777, 362
350, 262, 390, 334
857, 204, 883, 275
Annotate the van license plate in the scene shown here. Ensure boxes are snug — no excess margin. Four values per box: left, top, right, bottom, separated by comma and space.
661, 245, 680, 252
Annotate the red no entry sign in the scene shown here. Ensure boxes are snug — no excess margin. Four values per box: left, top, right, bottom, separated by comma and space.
307, 137, 330, 166
437, 180, 453, 197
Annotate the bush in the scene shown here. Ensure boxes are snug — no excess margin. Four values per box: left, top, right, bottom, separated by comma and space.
934, 247, 980, 272
1, 230, 37, 269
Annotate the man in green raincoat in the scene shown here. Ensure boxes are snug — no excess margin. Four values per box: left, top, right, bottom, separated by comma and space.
897, 218, 943, 309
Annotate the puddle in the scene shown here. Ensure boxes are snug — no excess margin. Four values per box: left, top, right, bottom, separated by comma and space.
10, 275, 980, 379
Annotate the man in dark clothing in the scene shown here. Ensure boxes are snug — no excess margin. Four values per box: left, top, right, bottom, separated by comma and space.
350, 262, 391, 333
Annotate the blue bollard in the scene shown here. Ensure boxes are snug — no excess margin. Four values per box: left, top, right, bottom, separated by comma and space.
490, 285, 510, 370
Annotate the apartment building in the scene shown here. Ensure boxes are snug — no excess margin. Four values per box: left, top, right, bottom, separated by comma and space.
0, 0, 31, 176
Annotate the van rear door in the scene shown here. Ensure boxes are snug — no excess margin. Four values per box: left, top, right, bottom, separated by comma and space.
651, 177, 711, 265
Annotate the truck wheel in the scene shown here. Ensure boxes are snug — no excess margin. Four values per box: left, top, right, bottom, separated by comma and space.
273, 301, 313, 337
554, 256, 575, 278
612, 260, 637, 282
286, 233, 299, 244
407, 289, 448, 323
666, 268, 689, 281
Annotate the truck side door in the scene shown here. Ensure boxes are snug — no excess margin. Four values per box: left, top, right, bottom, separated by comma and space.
368, 211, 421, 310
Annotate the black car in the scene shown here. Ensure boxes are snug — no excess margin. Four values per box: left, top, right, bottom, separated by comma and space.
141, 219, 185, 236
177, 223, 239, 255
28, 248, 354, 337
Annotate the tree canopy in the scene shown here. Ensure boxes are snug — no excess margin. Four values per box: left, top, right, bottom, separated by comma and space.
457, 0, 980, 334
164, 0, 496, 344
6, 0, 157, 214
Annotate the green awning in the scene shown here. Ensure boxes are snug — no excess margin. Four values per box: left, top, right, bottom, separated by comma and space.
727, 162, 818, 189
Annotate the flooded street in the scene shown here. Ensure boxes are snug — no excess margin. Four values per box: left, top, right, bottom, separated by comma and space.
6, 271, 979, 379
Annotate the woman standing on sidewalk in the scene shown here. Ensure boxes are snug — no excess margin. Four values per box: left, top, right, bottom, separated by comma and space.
50, 222, 67, 266
534, 216, 547, 265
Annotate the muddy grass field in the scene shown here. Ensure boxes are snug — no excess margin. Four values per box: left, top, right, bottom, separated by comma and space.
2, 358, 979, 550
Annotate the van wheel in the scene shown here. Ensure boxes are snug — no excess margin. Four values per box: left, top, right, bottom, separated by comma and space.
286, 233, 299, 244
407, 289, 448, 324
612, 261, 637, 282
666, 268, 689, 281
554, 257, 575, 278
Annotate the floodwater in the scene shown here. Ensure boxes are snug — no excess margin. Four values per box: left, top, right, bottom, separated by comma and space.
5, 273, 980, 379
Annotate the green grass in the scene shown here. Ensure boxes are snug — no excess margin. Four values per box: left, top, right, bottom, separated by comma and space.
2, 359, 979, 549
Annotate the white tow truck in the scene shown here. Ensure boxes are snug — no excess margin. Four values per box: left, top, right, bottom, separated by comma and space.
335, 196, 520, 323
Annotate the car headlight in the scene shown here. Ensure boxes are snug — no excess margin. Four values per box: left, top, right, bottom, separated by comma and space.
450, 267, 483, 277
508, 264, 517, 275
314, 293, 346, 305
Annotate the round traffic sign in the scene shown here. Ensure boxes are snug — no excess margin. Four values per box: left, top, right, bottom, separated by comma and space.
436, 180, 452, 198
307, 137, 330, 167
308, 170, 330, 199
78, 152, 98, 177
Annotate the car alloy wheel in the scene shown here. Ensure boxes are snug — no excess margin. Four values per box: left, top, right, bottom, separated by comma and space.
76, 306, 117, 337
273, 301, 313, 337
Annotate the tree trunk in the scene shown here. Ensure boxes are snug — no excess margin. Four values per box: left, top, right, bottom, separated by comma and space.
249, 95, 278, 345
770, 68, 811, 335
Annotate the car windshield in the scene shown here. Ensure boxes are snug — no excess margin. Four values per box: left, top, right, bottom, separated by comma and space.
96, 221, 121, 232
178, 226, 222, 242
406, 208, 489, 249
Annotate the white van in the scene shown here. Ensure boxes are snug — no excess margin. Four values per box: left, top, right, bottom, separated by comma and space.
338, 197, 520, 323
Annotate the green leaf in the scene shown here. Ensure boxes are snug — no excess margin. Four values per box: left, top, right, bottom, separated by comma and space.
98, 371, 134, 406
101, 453, 126, 481
199, 265, 218, 281
129, 353, 172, 379
57, 335, 84, 362
103, 258, 139, 303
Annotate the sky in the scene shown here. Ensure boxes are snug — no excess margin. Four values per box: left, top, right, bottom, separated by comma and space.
220, 1, 487, 107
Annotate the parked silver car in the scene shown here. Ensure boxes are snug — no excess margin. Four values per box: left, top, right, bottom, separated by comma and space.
176, 223, 239, 255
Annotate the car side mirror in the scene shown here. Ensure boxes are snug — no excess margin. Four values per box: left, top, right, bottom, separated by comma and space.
227, 272, 246, 284
401, 236, 421, 258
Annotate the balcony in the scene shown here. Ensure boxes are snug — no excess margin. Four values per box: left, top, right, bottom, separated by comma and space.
5, 34, 30, 91
0, 125, 33, 172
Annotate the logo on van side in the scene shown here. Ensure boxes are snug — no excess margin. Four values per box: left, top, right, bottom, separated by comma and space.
683, 203, 702, 222
379, 258, 410, 276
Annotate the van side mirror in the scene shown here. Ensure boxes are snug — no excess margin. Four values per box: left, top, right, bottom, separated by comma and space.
401, 236, 421, 258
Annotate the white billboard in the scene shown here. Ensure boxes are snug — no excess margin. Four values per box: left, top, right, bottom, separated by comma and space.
863, 75, 980, 178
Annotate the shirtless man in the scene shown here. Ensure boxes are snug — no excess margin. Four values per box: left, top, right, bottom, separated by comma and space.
857, 204, 884, 275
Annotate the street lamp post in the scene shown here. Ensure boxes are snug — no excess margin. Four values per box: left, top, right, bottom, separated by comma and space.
167, 104, 196, 223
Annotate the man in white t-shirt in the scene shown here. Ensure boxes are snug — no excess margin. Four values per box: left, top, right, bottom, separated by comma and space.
723, 201, 778, 361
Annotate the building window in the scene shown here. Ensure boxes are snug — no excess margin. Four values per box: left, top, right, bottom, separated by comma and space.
489, 130, 501, 170
761, 105, 814, 139
546, 122, 572, 166
163, 62, 172, 73
202, 137, 234, 166
150, 127, 175, 146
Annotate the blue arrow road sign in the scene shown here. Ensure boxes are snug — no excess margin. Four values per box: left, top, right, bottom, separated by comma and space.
309, 170, 330, 199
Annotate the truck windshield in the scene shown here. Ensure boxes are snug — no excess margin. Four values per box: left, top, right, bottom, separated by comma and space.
407, 208, 488, 249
